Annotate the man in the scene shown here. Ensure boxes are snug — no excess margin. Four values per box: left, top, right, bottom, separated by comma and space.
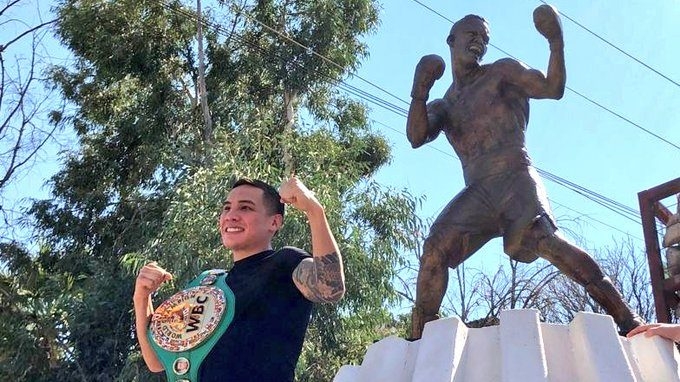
133, 176, 344, 381
407, 6, 643, 339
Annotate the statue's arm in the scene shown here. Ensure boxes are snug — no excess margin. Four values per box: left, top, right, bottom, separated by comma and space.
407, 55, 446, 148
500, 5, 565, 100
407, 98, 446, 148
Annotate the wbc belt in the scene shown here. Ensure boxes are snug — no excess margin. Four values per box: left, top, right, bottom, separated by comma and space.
148, 269, 235, 382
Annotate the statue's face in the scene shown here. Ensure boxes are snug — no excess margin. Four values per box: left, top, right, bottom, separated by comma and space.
449, 19, 489, 64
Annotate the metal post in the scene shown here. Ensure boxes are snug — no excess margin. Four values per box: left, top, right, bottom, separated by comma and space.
638, 177, 680, 322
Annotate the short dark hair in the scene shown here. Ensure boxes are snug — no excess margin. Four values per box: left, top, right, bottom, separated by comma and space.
231, 178, 285, 218
448, 14, 488, 45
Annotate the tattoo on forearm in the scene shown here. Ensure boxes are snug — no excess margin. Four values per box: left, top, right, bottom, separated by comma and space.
293, 252, 345, 303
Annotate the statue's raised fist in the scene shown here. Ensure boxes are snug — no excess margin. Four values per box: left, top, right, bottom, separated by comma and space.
533, 4, 562, 43
412, 54, 445, 99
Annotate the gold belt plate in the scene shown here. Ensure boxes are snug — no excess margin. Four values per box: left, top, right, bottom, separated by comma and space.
149, 285, 226, 352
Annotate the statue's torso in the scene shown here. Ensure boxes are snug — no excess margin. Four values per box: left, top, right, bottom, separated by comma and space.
441, 63, 530, 167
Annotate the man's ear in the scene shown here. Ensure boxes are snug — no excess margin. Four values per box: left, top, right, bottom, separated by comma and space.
446, 35, 454, 46
270, 214, 284, 233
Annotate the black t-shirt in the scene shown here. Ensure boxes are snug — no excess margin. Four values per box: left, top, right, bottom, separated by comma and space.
200, 247, 313, 382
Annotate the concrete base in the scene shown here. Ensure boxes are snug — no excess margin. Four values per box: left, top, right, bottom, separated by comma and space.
333, 310, 680, 382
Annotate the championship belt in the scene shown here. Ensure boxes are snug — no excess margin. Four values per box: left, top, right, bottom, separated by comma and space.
148, 269, 235, 382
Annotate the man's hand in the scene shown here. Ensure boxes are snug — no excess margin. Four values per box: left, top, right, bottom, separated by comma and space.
411, 54, 445, 101
279, 176, 321, 214
627, 323, 680, 343
133, 261, 171, 373
134, 262, 173, 302
533, 4, 563, 45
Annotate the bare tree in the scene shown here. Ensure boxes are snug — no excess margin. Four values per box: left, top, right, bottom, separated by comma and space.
437, 238, 655, 328
0, 0, 60, 239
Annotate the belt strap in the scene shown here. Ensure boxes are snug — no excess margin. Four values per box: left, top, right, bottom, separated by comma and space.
148, 269, 235, 382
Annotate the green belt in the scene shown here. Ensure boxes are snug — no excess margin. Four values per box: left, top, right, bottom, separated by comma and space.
148, 269, 235, 382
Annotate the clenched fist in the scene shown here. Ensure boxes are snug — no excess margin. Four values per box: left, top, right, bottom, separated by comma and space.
533, 4, 563, 44
134, 262, 173, 301
279, 176, 320, 214
411, 54, 446, 100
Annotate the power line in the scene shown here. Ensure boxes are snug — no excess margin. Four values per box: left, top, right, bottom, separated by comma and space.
239, 8, 411, 108
537, 170, 641, 224
339, 82, 408, 118
407, 0, 680, 152
372, 118, 642, 227
159, 1, 409, 117
548, 198, 643, 241
165, 0, 643, 225
160, 0, 643, 231
538, 0, 680, 90
373, 117, 645, 242
565, 87, 680, 151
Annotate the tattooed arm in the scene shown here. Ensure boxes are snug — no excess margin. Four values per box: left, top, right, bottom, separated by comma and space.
279, 177, 346, 303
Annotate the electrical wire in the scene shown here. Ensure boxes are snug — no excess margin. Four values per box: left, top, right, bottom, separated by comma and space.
407, 0, 680, 152
159, 0, 645, 231
538, 0, 680, 90
548, 198, 643, 241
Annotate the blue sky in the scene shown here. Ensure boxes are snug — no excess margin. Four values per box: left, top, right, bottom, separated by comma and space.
4, 1, 679, 269
347, 0, 680, 271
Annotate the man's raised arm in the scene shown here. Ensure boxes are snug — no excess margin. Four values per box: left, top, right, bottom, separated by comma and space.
280, 177, 345, 303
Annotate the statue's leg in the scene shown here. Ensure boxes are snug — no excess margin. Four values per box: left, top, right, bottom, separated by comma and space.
411, 233, 449, 340
536, 231, 644, 334
411, 186, 497, 339
411, 228, 491, 339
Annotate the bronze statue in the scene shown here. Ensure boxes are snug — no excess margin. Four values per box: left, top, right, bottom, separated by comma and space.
407, 5, 643, 339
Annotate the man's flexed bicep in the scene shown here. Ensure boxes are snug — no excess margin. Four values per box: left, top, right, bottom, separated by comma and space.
279, 177, 346, 303
293, 254, 345, 303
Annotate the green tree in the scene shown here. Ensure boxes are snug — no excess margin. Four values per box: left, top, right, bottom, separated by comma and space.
0, 242, 84, 381
12, 0, 425, 380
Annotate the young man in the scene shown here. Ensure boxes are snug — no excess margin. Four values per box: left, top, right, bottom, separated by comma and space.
407, 6, 643, 338
133, 176, 344, 381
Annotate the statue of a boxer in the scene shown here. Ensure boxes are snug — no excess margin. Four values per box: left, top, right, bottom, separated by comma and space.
407, 5, 643, 339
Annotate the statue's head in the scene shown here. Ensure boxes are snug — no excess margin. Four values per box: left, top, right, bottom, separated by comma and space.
447, 15, 490, 63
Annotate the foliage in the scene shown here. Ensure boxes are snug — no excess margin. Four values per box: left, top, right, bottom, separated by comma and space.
0, 242, 80, 381
3, 0, 428, 380
3, 1, 659, 381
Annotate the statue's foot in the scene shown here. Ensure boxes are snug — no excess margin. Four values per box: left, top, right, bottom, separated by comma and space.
584, 277, 645, 337
410, 307, 439, 340
618, 314, 645, 337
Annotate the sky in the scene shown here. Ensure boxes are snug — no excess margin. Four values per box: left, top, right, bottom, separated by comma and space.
3, 1, 679, 274
346, 0, 680, 272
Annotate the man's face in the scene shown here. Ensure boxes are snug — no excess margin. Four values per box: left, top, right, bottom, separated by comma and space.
219, 185, 282, 257
449, 19, 490, 64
